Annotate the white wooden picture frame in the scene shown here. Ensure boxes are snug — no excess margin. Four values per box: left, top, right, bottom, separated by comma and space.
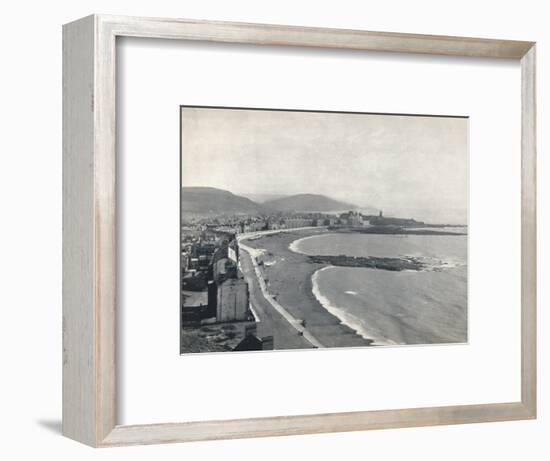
62, 14, 537, 447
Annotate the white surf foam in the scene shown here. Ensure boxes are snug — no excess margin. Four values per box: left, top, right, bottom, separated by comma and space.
311, 267, 397, 346
288, 234, 321, 255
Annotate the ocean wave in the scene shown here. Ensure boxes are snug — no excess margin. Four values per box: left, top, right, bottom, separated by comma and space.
410, 255, 467, 272
311, 267, 397, 346
288, 234, 322, 254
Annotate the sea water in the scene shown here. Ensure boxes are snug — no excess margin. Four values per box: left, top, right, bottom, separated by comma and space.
292, 233, 467, 346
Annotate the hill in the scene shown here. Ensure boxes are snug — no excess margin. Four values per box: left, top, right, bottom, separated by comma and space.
181, 187, 263, 216
238, 193, 287, 203
263, 194, 358, 212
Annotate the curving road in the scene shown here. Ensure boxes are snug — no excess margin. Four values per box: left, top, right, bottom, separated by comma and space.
238, 240, 324, 350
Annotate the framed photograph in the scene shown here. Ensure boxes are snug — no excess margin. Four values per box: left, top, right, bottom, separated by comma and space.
179, 106, 469, 353
63, 15, 536, 447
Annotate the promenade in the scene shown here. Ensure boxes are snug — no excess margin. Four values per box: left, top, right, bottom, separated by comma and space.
238, 245, 315, 350
238, 228, 372, 350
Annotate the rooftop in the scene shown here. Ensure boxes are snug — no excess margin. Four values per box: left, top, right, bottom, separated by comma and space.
182, 290, 208, 307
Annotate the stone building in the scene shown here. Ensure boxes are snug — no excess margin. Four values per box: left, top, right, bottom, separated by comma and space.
216, 277, 250, 322
208, 246, 251, 323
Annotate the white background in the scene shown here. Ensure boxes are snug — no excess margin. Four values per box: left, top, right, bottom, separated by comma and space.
0, 0, 547, 459
119, 38, 521, 424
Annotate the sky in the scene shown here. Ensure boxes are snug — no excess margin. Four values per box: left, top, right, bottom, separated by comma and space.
181, 107, 468, 224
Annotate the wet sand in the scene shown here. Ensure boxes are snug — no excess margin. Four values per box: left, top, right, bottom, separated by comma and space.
241, 229, 372, 349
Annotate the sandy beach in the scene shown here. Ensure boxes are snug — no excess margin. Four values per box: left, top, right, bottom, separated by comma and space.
241, 229, 373, 349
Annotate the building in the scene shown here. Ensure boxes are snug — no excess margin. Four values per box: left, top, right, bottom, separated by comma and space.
216, 277, 250, 322
267, 217, 284, 230
181, 291, 214, 326
181, 271, 207, 291
282, 217, 314, 229
232, 324, 273, 351
227, 239, 239, 264
207, 246, 252, 323
233, 334, 274, 351
240, 220, 267, 233
339, 211, 362, 226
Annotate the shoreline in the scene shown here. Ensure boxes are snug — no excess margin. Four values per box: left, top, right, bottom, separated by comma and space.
329, 225, 467, 236
238, 241, 324, 348
241, 228, 374, 349
310, 266, 394, 346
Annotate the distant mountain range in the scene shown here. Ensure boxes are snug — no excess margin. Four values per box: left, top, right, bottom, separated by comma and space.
181, 187, 361, 216
181, 187, 263, 216
238, 193, 287, 203
263, 193, 357, 212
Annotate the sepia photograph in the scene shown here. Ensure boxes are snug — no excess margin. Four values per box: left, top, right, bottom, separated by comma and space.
180, 106, 468, 354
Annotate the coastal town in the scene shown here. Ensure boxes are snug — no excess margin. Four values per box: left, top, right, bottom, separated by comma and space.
180, 108, 468, 352
180, 208, 458, 353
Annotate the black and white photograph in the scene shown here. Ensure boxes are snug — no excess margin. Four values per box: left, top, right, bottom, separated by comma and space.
4, 2, 543, 455
180, 106, 468, 354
